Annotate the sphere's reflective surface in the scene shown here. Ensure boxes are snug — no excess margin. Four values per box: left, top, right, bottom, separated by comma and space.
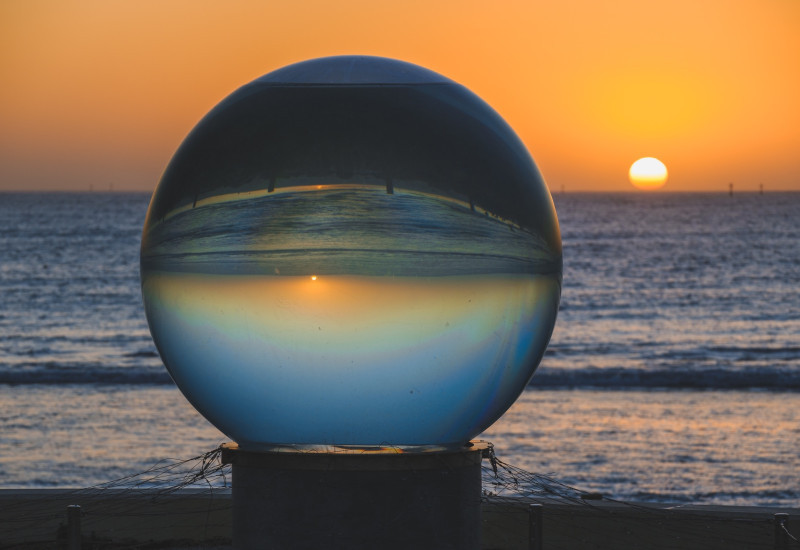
141, 56, 561, 450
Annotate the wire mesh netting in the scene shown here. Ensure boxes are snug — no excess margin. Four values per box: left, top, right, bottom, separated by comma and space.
1, 444, 797, 549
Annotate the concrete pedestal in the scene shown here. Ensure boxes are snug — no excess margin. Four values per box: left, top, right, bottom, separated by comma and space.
220, 442, 487, 550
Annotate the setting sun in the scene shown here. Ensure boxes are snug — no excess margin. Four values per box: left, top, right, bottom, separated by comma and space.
629, 157, 668, 190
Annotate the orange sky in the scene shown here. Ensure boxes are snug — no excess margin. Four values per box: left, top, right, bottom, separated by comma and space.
1, 0, 798, 192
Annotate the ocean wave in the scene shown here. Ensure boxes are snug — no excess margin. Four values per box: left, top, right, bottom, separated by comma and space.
3, 363, 799, 390
0, 365, 173, 386
530, 367, 800, 390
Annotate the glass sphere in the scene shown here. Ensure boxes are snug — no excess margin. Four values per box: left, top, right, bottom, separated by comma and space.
141, 56, 561, 450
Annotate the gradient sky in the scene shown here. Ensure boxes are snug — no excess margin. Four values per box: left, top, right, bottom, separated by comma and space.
1, 0, 798, 192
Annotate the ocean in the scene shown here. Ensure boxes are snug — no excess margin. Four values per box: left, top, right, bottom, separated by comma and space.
1, 191, 798, 506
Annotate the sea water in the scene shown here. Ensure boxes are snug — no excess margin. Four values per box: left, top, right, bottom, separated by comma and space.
1, 191, 798, 506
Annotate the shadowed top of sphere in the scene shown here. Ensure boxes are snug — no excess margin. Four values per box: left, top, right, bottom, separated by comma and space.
255, 55, 452, 85
146, 56, 561, 256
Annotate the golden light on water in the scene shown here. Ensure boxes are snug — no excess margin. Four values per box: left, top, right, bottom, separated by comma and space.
629, 157, 668, 190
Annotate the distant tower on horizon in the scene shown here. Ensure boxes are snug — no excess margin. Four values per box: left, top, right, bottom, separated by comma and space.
729, 182, 733, 197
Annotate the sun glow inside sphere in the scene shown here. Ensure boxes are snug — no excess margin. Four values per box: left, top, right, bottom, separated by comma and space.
140, 56, 562, 451
629, 157, 668, 190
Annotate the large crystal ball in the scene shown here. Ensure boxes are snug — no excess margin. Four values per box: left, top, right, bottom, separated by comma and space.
141, 56, 561, 450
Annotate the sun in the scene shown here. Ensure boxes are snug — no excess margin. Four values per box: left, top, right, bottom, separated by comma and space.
629, 157, 668, 190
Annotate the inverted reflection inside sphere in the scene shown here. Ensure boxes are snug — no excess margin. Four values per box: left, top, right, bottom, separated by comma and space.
140, 56, 562, 450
